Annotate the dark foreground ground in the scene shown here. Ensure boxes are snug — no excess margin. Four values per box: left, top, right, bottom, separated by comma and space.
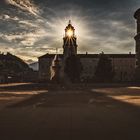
0, 83, 140, 140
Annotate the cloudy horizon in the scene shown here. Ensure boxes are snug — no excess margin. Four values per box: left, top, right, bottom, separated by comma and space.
0, 0, 140, 63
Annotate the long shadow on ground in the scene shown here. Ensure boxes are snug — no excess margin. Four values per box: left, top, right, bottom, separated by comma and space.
1, 84, 140, 140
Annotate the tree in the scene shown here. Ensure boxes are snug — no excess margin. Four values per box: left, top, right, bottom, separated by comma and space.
94, 53, 114, 82
64, 55, 83, 82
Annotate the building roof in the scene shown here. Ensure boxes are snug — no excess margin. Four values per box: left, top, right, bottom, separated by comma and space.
39, 54, 63, 59
39, 53, 136, 59
79, 54, 135, 58
65, 20, 75, 31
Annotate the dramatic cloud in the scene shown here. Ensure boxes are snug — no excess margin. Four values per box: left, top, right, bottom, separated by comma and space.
6, 0, 40, 16
0, 0, 140, 62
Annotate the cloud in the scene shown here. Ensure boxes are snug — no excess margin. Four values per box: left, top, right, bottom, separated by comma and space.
0, 0, 139, 62
6, 0, 40, 16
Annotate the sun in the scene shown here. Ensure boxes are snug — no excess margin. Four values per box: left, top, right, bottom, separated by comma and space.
67, 29, 73, 37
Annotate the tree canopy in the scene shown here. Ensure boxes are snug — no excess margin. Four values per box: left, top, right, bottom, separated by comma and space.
94, 53, 114, 82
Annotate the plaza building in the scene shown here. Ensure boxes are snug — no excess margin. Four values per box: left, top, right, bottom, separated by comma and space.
39, 16, 138, 82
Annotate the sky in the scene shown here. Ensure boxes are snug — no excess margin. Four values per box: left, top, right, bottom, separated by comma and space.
0, 0, 140, 63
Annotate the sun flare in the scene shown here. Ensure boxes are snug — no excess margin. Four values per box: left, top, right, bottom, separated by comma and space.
67, 29, 73, 37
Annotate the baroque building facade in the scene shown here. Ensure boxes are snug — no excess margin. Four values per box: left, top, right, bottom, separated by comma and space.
39, 53, 135, 82
38, 12, 140, 82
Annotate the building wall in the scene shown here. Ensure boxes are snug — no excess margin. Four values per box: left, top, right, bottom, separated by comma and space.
112, 57, 135, 81
38, 55, 136, 82
39, 57, 52, 81
80, 57, 135, 82
80, 58, 98, 81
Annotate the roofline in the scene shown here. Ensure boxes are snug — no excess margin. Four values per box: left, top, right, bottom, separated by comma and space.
38, 53, 136, 59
